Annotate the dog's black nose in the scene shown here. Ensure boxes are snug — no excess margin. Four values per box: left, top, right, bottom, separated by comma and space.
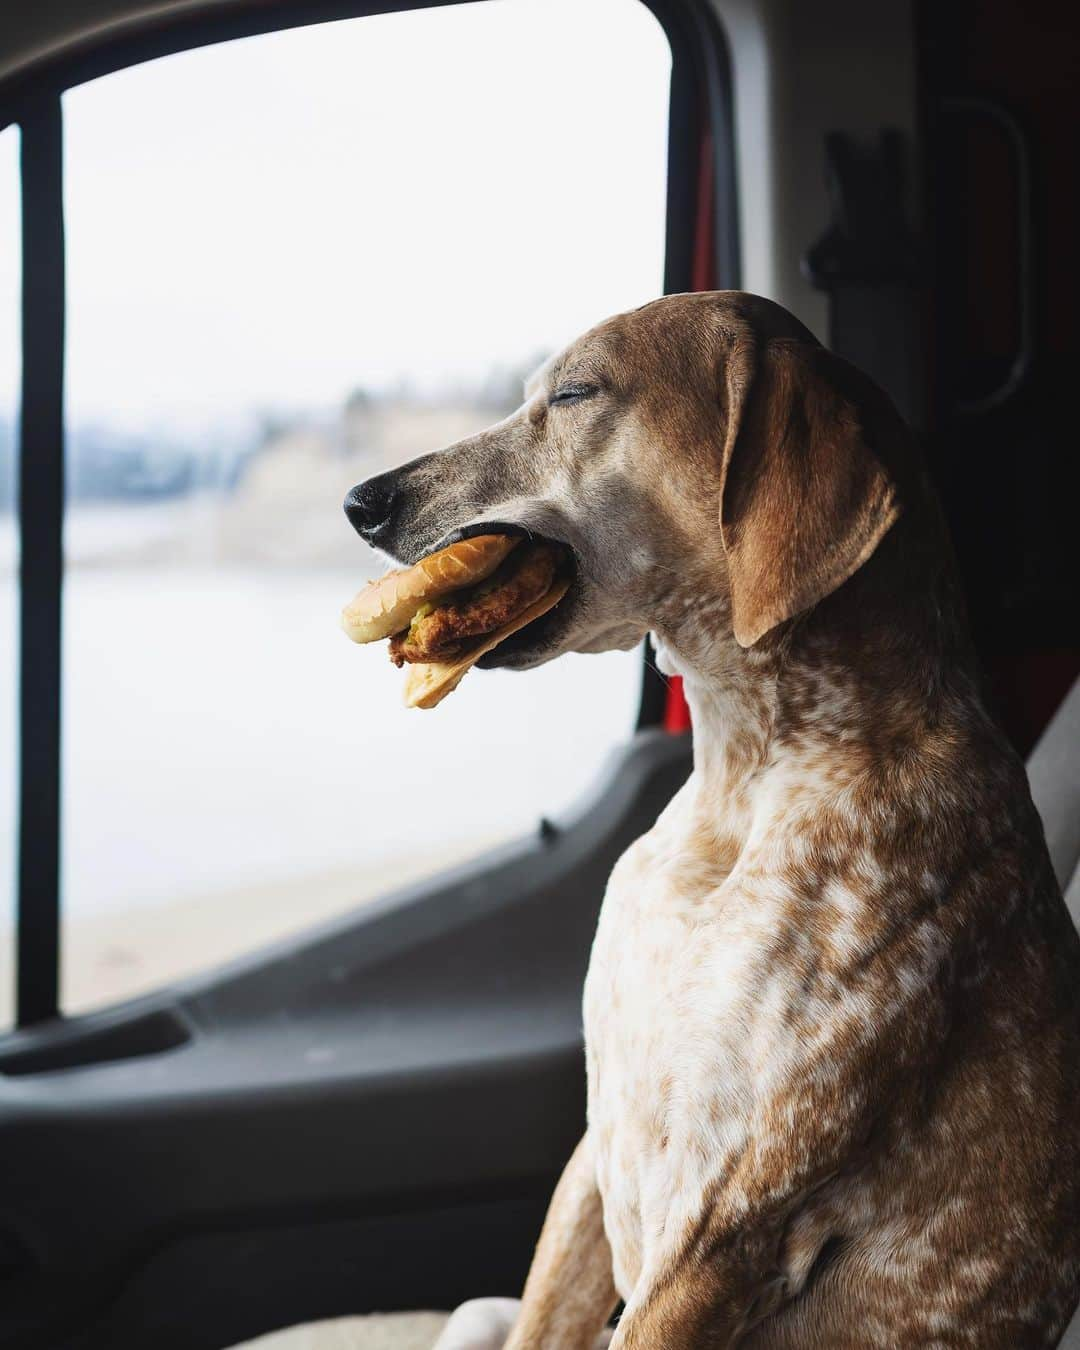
344, 475, 397, 539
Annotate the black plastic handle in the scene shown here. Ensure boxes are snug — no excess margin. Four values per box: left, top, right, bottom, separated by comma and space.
939, 95, 1035, 416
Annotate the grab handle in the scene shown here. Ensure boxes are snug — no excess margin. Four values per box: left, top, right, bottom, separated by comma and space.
939, 96, 1035, 415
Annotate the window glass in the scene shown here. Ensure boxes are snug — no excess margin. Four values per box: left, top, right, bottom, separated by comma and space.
0, 125, 18, 1031
61, 0, 671, 1014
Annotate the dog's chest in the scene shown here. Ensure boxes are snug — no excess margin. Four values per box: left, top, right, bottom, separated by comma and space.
583, 787, 786, 1295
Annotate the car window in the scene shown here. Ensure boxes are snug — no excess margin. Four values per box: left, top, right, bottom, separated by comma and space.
0, 126, 18, 1031
58, 0, 671, 1015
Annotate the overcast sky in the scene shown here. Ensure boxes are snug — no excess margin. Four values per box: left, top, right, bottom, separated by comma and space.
0, 0, 671, 437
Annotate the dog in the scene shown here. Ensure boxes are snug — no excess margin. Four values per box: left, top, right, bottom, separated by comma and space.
345, 291, 1080, 1347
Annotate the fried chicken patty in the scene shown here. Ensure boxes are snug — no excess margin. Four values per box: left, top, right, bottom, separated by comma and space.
389, 542, 559, 666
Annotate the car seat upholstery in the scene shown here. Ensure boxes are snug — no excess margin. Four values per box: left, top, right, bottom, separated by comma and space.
231, 1312, 449, 1349
1028, 676, 1080, 1346
1028, 675, 1080, 922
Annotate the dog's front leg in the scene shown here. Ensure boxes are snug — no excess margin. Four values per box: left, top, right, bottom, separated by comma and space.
609, 1229, 786, 1350
504, 1132, 619, 1350
433, 1135, 616, 1350
611, 1278, 738, 1350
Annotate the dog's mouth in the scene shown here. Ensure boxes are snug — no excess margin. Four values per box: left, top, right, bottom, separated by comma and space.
432, 520, 580, 671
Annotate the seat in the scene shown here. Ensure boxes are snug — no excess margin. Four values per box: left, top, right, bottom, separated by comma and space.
1028, 674, 1080, 922
231, 1312, 447, 1348
1027, 676, 1080, 1346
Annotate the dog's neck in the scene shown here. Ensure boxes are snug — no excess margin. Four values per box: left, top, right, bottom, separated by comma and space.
654, 623, 785, 850
652, 523, 979, 856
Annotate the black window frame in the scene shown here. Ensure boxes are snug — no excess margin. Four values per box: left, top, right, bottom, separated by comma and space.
0, 0, 738, 1031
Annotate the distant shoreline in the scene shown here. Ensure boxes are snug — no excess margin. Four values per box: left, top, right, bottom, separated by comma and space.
1, 841, 495, 1023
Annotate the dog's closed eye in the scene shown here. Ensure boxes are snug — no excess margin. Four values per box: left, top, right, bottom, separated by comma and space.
549, 382, 599, 407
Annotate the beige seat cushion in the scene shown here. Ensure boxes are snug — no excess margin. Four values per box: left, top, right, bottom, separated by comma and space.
230, 1312, 450, 1350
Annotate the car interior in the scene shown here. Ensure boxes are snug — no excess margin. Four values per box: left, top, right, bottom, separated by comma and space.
0, 0, 1077, 1347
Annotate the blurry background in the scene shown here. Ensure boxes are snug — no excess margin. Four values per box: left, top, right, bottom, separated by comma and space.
0, 0, 671, 1022
3, 0, 1076, 1029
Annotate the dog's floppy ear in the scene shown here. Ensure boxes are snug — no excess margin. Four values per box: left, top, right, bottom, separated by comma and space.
718, 337, 902, 648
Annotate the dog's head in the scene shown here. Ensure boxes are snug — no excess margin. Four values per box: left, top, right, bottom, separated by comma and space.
344, 291, 904, 673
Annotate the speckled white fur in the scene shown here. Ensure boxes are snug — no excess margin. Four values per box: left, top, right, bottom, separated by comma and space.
584, 646, 849, 1304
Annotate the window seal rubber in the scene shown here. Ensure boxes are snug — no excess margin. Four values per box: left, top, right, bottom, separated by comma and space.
15, 95, 64, 1028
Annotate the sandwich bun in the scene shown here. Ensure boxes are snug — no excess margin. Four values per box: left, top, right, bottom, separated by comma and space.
341, 534, 518, 644
403, 577, 570, 709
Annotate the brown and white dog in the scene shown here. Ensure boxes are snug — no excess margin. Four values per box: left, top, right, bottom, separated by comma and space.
347, 292, 1080, 1347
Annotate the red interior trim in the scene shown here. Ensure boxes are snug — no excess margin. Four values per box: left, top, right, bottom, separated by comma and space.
663, 675, 692, 733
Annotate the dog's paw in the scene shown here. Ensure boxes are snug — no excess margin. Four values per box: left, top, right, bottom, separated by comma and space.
430, 1298, 521, 1350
